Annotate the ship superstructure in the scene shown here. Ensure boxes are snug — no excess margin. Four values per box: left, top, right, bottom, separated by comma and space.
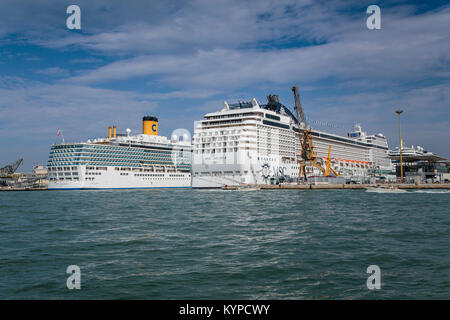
192, 95, 392, 188
47, 117, 191, 189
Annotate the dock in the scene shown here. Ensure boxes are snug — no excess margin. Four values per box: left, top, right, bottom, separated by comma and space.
2, 184, 449, 191
0, 186, 48, 192
222, 184, 450, 190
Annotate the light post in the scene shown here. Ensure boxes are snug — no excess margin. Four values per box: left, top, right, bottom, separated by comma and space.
395, 110, 404, 183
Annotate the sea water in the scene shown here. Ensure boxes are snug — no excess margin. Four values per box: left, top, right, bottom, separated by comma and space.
0, 189, 449, 299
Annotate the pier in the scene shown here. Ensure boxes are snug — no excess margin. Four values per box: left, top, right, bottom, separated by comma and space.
222, 184, 450, 190
0, 186, 48, 191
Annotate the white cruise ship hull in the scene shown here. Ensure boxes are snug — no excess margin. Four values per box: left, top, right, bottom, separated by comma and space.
48, 165, 191, 189
192, 155, 302, 188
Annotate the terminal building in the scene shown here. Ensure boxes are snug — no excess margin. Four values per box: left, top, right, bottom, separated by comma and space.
388, 145, 449, 183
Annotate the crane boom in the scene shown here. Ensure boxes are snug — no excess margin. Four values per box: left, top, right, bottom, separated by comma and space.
292, 86, 306, 126
0, 158, 23, 175
292, 86, 326, 183
325, 145, 331, 176
325, 145, 340, 177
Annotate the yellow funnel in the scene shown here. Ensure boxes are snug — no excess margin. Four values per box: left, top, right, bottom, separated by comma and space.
143, 116, 158, 135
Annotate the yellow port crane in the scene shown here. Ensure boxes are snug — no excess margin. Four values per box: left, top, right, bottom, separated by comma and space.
292, 86, 327, 183
325, 145, 340, 177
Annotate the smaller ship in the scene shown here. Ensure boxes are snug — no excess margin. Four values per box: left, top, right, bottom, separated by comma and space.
47, 116, 192, 189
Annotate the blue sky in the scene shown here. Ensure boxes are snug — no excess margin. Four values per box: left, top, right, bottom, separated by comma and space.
1, 0, 449, 170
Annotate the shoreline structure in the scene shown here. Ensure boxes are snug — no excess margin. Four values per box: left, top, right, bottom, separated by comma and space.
1, 183, 450, 191
223, 183, 450, 190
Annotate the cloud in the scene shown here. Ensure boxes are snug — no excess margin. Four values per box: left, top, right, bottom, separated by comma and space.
70, 58, 104, 64
0, 0, 449, 166
0, 81, 157, 139
54, 5, 449, 94
4, 1, 450, 94
0, 76, 31, 89
32, 0, 321, 55
35, 67, 71, 77
0, 0, 181, 40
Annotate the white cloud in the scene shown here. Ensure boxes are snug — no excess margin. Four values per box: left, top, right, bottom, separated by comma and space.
0, 82, 157, 139
0, 0, 449, 162
70, 58, 104, 64
35, 67, 71, 77
54, 5, 449, 95
35, 0, 319, 54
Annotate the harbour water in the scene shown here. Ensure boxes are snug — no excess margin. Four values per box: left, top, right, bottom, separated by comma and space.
0, 189, 449, 299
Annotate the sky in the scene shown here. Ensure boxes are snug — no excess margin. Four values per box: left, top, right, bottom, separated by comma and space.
0, 0, 449, 170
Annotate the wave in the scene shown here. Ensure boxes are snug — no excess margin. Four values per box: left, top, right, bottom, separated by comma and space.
412, 190, 450, 194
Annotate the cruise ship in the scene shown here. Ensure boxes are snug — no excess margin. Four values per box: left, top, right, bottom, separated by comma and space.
389, 144, 436, 158
192, 95, 393, 188
47, 116, 191, 189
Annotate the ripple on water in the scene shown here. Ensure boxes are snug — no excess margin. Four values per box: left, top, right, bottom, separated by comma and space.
0, 189, 449, 299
